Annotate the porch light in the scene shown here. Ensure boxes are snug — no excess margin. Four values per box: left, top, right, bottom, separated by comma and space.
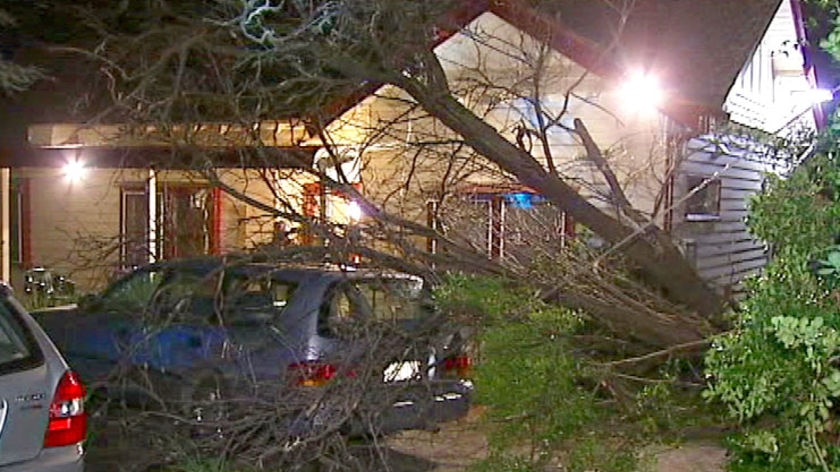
62, 158, 87, 183
619, 70, 664, 114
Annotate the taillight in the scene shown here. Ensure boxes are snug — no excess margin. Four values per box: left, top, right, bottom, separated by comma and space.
443, 355, 472, 378
43, 371, 87, 448
288, 361, 355, 387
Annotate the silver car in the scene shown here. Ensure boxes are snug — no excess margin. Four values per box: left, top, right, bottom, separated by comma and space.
0, 283, 85, 471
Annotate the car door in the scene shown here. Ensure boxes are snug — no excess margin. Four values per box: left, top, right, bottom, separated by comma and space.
127, 269, 226, 373
223, 273, 302, 380
64, 268, 161, 381
0, 300, 52, 467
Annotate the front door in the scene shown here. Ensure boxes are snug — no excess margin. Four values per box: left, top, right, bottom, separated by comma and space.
163, 186, 215, 259
120, 184, 218, 265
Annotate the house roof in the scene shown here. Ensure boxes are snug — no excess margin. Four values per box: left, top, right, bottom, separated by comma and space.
9, 0, 785, 167
322, 0, 784, 128
526, 0, 783, 110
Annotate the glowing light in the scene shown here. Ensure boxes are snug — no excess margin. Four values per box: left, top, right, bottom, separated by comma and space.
62, 159, 87, 183
619, 70, 664, 114
505, 192, 533, 209
799, 88, 835, 104
348, 201, 363, 222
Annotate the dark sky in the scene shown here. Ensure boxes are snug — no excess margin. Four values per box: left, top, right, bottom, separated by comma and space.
0, 0, 104, 147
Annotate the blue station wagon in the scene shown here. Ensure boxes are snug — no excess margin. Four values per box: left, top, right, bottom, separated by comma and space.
33, 258, 472, 435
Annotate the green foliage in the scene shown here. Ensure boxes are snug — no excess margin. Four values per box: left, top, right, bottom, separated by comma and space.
824, 29, 840, 64
437, 275, 642, 472
814, 245, 840, 283
806, 0, 840, 62
819, 14, 840, 63
704, 151, 840, 471
470, 453, 541, 472
476, 308, 593, 448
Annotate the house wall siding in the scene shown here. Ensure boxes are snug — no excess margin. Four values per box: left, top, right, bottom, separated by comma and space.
723, 0, 817, 133
16, 167, 284, 290
22, 168, 135, 289
671, 136, 789, 299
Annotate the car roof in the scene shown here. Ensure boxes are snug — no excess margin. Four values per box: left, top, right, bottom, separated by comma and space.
138, 256, 422, 283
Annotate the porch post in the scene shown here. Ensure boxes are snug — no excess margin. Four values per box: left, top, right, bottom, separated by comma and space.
0, 168, 9, 282
148, 168, 157, 263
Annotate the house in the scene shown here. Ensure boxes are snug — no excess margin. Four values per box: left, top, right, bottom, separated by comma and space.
0, 0, 827, 298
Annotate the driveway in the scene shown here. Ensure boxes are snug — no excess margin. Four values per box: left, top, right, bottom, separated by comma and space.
85, 406, 726, 472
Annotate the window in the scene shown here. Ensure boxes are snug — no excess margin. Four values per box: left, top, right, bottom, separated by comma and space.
429, 188, 573, 259
121, 188, 152, 269
318, 282, 369, 338
120, 184, 219, 267
224, 275, 298, 325
684, 176, 721, 221
10, 177, 31, 266
356, 277, 428, 322
150, 270, 221, 324
300, 181, 364, 246
162, 186, 216, 259
100, 268, 163, 313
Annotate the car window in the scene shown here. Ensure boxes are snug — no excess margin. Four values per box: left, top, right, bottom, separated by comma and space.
0, 300, 43, 375
317, 282, 370, 338
224, 275, 298, 325
148, 270, 220, 324
357, 278, 429, 322
317, 277, 429, 338
100, 269, 163, 312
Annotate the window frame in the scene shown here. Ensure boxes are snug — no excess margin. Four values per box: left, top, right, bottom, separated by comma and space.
683, 175, 722, 222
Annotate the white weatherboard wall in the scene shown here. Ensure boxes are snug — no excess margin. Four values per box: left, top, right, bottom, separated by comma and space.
676, 0, 815, 299
24, 167, 128, 289
19, 167, 287, 291
672, 136, 790, 299
724, 0, 817, 135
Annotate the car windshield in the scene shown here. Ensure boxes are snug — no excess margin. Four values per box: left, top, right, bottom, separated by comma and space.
100, 269, 163, 312
0, 299, 42, 375
104, 266, 296, 326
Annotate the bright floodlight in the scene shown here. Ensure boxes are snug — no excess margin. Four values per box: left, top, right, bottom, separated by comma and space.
803, 88, 835, 104
63, 159, 87, 182
619, 71, 664, 114
348, 201, 363, 222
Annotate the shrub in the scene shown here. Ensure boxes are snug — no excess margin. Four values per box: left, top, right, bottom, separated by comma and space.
436, 275, 643, 472
704, 151, 840, 471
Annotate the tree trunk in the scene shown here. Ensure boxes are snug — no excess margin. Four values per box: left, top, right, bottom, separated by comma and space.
396, 77, 727, 325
